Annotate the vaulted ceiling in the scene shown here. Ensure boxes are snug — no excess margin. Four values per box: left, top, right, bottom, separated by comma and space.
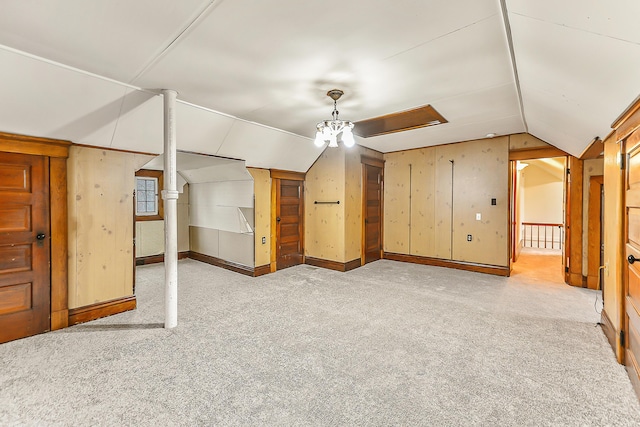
0, 0, 638, 172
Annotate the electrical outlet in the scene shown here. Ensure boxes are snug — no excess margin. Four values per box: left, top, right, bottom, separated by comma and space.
476, 213, 481, 221
262, 236, 266, 244
467, 234, 472, 242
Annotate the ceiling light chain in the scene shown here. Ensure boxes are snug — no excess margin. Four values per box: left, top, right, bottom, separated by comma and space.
315, 89, 355, 148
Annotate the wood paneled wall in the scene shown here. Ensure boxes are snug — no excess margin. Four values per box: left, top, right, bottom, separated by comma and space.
305, 147, 346, 262
304, 145, 382, 264
67, 146, 153, 309
384, 137, 510, 267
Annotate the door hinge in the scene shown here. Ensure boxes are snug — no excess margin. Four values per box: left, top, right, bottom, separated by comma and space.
620, 330, 625, 347
620, 152, 626, 170
565, 266, 569, 273
566, 168, 570, 175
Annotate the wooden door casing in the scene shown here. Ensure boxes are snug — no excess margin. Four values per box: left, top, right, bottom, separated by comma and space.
363, 163, 383, 264
587, 175, 604, 290
625, 129, 640, 395
0, 152, 51, 343
276, 178, 304, 270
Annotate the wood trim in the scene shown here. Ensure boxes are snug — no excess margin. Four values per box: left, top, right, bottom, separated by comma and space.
254, 264, 271, 277
383, 252, 510, 277
580, 137, 604, 160
305, 257, 361, 272
612, 94, 640, 133
72, 142, 157, 156
600, 309, 617, 357
136, 254, 165, 266
135, 251, 189, 266
135, 169, 164, 221
567, 156, 584, 287
361, 163, 366, 266
0, 132, 71, 158
587, 175, 604, 290
509, 146, 568, 161
189, 251, 255, 277
50, 157, 69, 330
360, 155, 385, 168
68, 296, 137, 326
270, 177, 278, 272
617, 137, 627, 365
270, 169, 305, 181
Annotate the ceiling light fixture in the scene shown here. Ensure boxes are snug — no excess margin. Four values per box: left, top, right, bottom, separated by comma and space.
314, 89, 355, 148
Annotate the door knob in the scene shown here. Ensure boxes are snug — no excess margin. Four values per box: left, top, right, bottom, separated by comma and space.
276, 217, 281, 222
629, 254, 637, 264
36, 233, 46, 240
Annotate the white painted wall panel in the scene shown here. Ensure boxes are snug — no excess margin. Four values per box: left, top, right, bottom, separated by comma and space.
219, 231, 254, 267
189, 226, 219, 258
189, 180, 254, 233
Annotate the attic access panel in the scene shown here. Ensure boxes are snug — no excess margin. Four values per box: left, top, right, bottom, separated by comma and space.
354, 104, 448, 138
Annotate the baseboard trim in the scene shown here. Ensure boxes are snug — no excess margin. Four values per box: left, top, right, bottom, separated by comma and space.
344, 258, 362, 272
254, 264, 271, 277
68, 296, 137, 326
305, 257, 362, 272
600, 309, 617, 357
189, 251, 255, 277
136, 251, 189, 266
383, 252, 510, 277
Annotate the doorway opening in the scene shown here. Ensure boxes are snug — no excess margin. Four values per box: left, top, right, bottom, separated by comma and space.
511, 157, 566, 284
133, 152, 256, 289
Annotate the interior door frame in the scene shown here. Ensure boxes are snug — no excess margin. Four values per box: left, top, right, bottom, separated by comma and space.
508, 148, 570, 278
361, 155, 384, 265
587, 175, 604, 289
622, 129, 640, 395
270, 169, 305, 272
0, 132, 70, 331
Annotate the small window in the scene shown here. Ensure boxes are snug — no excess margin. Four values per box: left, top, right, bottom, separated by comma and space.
135, 170, 163, 221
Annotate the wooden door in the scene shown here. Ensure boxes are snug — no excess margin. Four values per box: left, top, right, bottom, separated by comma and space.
276, 179, 304, 270
363, 163, 383, 264
624, 129, 640, 394
0, 152, 50, 343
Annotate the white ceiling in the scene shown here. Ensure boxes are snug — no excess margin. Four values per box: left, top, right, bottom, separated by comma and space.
0, 0, 638, 172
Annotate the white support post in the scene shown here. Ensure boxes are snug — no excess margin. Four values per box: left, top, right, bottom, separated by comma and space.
162, 89, 179, 329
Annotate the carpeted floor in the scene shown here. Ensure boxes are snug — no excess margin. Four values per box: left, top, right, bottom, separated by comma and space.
1, 259, 639, 426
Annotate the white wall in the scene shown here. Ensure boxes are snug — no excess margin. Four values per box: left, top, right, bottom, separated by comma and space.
522, 165, 563, 224
189, 179, 254, 267
189, 180, 254, 233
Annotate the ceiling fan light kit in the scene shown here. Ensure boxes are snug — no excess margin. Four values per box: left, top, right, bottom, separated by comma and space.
315, 89, 355, 148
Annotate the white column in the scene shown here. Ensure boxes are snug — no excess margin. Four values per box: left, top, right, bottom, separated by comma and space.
162, 89, 179, 329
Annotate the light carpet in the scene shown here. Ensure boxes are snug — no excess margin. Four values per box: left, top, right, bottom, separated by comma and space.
1, 259, 639, 426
